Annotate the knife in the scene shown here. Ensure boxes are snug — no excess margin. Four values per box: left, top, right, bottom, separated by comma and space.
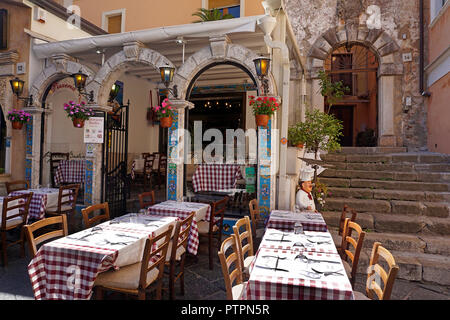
255, 265, 290, 272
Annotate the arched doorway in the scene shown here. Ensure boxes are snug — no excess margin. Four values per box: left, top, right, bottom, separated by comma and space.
324, 43, 379, 147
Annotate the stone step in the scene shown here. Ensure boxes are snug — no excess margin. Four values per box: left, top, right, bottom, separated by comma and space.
333, 147, 408, 154
322, 153, 450, 164
324, 210, 450, 236
322, 169, 450, 183
329, 162, 450, 173
320, 177, 450, 192
328, 187, 450, 202
324, 198, 391, 213
330, 229, 450, 285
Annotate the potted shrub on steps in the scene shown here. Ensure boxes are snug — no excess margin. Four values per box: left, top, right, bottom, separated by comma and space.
7, 109, 32, 130
249, 96, 280, 128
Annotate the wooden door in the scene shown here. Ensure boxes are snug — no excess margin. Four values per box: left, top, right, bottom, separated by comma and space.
329, 106, 354, 147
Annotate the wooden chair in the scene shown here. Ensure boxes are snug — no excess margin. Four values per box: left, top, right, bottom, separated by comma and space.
46, 184, 80, 233
0, 193, 33, 266
156, 155, 167, 188
248, 199, 260, 239
143, 155, 156, 189
233, 216, 255, 279
335, 205, 358, 254
340, 218, 366, 288
218, 235, 246, 300
94, 225, 174, 300
50, 152, 70, 187
24, 214, 68, 258
81, 203, 110, 229
165, 212, 195, 300
354, 242, 399, 300
138, 191, 156, 210
5, 180, 29, 194
198, 197, 228, 270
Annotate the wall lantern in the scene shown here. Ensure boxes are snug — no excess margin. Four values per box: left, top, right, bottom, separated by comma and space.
159, 65, 178, 98
72, 69, 94, 102
109, 83, 121, 103
253, 57, 271, 96
9, 77, 33, 107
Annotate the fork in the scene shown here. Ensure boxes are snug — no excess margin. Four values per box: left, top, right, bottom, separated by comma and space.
311, 267, 344, 277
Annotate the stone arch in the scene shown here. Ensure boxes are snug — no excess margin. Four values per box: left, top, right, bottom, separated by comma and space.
173, 43, 277, 100
88, 45, 175, 106
29, 55, 94, 108
306, 25, 403, 77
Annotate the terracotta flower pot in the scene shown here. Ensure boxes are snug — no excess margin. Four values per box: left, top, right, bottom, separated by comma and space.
296, 143, 304, 149
12, 121, 24, 130
73, 118, 85, 128
255, 114, 270, 127
160, 116, 173, 128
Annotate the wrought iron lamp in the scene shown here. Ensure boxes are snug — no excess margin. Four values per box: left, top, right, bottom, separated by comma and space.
9, 77, 33, 107
109, 83, 121, 103
253, 57, 271, 96
159, 65, 178, 98
72, 69, 94, 102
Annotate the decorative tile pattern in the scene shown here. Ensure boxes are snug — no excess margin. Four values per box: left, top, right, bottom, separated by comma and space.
258, 119, 272, 221
84, 160, 93, 205
25, 121, 33, 186
167, 110, 179, 201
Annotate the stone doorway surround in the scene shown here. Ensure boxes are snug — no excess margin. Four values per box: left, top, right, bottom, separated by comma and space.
306, 24, 403, 147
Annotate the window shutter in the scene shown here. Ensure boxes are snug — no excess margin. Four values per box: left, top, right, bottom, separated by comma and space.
0, 9, 7, 50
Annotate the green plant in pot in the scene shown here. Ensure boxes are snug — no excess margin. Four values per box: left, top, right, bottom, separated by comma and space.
288, 125, 307, 148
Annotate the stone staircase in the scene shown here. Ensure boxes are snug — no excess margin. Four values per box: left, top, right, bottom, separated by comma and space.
319, 147, 450, 286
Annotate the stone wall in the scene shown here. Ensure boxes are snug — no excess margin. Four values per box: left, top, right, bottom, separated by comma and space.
283, 0, 429, 150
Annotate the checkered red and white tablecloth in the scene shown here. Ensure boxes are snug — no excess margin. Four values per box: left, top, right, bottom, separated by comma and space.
266, 210, 328, 233
9, 189, 61, 221
242, 248, 354, 300
54, 160, 86, 186
145, 201, 211, 255
28, 215, 176, 300
191, 164, 243, 193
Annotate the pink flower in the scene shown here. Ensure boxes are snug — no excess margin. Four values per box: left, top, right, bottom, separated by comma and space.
162, 110, 166, 114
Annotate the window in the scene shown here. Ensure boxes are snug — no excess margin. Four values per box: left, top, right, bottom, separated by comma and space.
431, 0, 448, 22
0, 9, 7, 50
102, 9, 125, 34
209, 0, 241, 18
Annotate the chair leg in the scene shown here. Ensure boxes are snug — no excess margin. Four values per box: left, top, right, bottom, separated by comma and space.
20, 228, 26, 258
208, 234, 213, 270
138, 290, 146, 300
95, 287, 104, 300
179, 256, 186, 296
169, 262, 175, 300
1, 231, 8, 267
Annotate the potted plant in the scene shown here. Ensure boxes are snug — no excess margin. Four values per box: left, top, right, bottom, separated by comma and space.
288, 125, 307, 148
64, 101, 94, 128
7, 109, 32, 130
295, 109, 343, 181
249, 96, 280, 128
312, 179, 329, 211
153, 98, 175, 128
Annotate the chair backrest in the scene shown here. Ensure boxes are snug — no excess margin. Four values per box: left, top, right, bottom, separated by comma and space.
366, 242, 399, 300
218, 235, 243, 300
339, 205, 358, 236
81, 203, 110, 229
340, 218, 366, 285
158, 155, 167, 172
50, 153, 70, 186
248, 199, 259, 238
233, 216, 254, 271
1, 193, 33, 230
24, 214, 68, 258
142, 153, 151, 159
5, 180, 29, 194
139, 225, 174, 289
57, 184, 80, 212
209, 197, 228, 233
169, 212, 195, 262
138, 191, 156, 209
143, 157, 155, 176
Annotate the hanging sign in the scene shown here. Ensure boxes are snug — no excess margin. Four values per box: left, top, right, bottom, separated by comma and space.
84, 117, 104, 144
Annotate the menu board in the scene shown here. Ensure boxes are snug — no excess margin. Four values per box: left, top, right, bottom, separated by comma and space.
84, 117, 104, 144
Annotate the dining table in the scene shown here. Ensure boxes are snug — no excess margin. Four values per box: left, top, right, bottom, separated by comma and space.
191, 164, 243, 193
266, 210, 328, 233
8, 188, 63, 222
145, 200, 211, 255
242, 228, 354, 300
54, 159, 86, 186
27, 213, 177, 300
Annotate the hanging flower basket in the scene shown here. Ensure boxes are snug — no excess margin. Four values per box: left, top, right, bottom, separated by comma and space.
160, 116, 173, 128
7, 109, 32, 130
64, 101, 94, 129
249, 96, 279, 128
153, 98, 175, 128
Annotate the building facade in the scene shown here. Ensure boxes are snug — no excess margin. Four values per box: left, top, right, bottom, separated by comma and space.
426, 0, 449, 154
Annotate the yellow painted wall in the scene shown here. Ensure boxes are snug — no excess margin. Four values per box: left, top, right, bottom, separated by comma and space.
70, 0, 264, 32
